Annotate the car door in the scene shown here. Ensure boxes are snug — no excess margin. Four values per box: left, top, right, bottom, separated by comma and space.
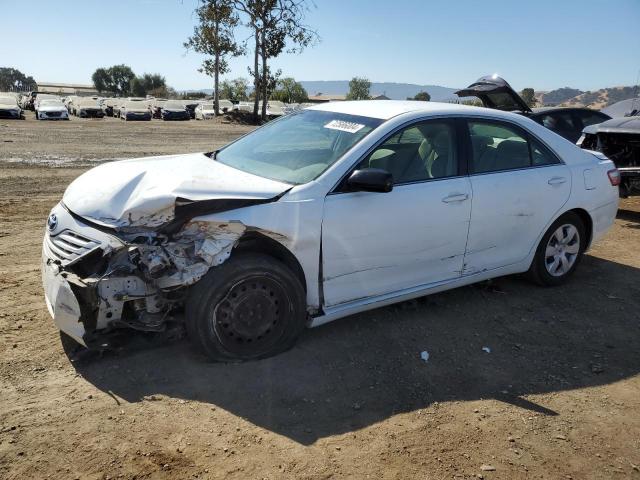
463, 118, 571, 274
321, 118, 473, 307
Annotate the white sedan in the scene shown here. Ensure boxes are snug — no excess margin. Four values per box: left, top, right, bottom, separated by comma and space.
36, 99, 69, 120
42, 101, 619, 360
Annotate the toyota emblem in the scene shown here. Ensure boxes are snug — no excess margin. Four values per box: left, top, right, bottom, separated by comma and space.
47, 213, 58, 231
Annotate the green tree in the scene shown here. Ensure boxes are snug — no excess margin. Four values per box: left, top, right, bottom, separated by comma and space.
0, 67, 36, 91
91, 65, 135, 96
220, 77, 249, 100
234, 0, 318, 120
346, 77, 371, 100
130, 73, 167, 97
270, 77, 308, 103
409, 91, 430, 101
520, 88, 536, 108
185, 0, 242, 114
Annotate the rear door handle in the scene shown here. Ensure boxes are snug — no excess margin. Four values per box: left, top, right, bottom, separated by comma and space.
442, 193, 469, 203
548, 176, 567, 185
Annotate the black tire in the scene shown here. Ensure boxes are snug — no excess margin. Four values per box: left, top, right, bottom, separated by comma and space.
527, 211, 586, 287
185, 253, 307, 361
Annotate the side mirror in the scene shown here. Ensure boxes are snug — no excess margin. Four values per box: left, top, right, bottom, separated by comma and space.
347, 168, 393, 193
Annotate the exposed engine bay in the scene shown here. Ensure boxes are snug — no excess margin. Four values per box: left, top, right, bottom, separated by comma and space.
43, 201, 273, 346
581, 131, 640, 196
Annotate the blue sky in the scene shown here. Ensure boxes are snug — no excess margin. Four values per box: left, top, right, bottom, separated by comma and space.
2, 0, 639, 91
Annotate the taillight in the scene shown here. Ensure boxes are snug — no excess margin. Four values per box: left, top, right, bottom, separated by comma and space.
607, 168, 621, 186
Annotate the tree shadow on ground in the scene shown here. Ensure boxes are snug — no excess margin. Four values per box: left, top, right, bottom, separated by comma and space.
68, 255, 640, 445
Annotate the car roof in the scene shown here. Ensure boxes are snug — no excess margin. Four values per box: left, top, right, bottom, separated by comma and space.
306, 100, 494, 120
531, 107, 606, 114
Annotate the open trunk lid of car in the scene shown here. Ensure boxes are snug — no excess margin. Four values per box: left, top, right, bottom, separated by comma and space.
455, 75, 532, 113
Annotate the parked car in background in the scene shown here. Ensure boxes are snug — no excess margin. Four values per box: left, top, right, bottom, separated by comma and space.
0, 95, 23, 119
456, 75, 610, 143
266, 100, 286, 117
530, 107, 611, 143
74, 98, 105, 118
195, 103, 216, 120
100, 98, 118, 117
150, 99, 167, 119
161, 100, 190, 121
218, 99, 234, 113
33, 94, 60, 111
120, 101, 152, 121
42, 101, 619, 360
35, 99, 69, 120
64, 95, 78, 114
578, 111, 640, 197
183, 101, 200, 119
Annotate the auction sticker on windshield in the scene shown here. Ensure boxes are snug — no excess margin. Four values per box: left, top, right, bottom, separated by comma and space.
324, 119, 365, 133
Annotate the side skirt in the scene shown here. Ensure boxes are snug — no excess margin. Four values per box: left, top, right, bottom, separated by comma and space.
309, 261, 530, 328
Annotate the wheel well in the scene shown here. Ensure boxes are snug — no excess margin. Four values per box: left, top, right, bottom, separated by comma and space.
567, 208, 593, 250
233, 231, 307, 292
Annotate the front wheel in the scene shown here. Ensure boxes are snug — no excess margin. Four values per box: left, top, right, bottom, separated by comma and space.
527, 212, 586, 286
185, 253, 307, 361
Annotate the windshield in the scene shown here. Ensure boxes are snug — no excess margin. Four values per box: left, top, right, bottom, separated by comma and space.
126, 101, 147, 109
40, 99, 64, 106
165, 101, 184, 109
216, 110, 383, 184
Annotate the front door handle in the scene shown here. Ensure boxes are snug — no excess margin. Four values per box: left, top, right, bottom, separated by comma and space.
548, 176, 567, 185
442, 193, 469, 203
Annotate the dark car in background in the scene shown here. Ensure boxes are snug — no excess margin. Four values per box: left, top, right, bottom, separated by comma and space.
183, 101, 200, 119
161, 100, 190, 121
530, 107, 611, 143
456, 75, 610, 143
578, 111, 640, 197
0, 95, 23, 119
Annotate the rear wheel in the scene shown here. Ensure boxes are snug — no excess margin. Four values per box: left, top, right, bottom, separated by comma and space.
528, 212, 586, 286
185, 253, 307, 361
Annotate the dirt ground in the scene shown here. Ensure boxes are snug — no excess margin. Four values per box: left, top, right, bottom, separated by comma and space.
1, 115, 640, 479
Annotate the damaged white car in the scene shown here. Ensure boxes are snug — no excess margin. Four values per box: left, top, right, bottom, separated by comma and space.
43, 101, 620, 360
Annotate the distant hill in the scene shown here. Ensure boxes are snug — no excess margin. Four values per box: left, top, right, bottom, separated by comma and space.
537, 85, 639, 109
188, 81, 638, 111
299, 81, 459, 101
537, 87, 584, 106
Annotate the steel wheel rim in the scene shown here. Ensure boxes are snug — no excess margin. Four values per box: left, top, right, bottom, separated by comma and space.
545, 224, 580, 277
211, 275, 289, 356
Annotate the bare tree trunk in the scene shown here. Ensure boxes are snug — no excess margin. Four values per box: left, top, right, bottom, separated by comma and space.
214, 18, 220, 115
252, 28, 260, 120
214, 54, 220, 115
260, 29, 268, 121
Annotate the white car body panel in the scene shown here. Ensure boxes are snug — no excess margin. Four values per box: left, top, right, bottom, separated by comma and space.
321, 177, 472, 306
464, 163, 571, 273
42, 101, 619, 345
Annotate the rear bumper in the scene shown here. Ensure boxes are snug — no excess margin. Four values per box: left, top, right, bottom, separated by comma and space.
78, 109, 104, 118
589, 198, 619, 246
125, 113, 151, 120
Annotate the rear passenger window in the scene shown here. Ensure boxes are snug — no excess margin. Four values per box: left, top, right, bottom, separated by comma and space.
530, 137, 560, 166
577, 111, 608, 128
358, 120, 458, 184
468, 121, 559, 173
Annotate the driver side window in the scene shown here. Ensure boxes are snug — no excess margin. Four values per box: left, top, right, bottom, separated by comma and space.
357, 120, 458, 184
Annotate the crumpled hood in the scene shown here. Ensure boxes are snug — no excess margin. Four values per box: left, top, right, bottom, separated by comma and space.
63, 153, 290, 228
